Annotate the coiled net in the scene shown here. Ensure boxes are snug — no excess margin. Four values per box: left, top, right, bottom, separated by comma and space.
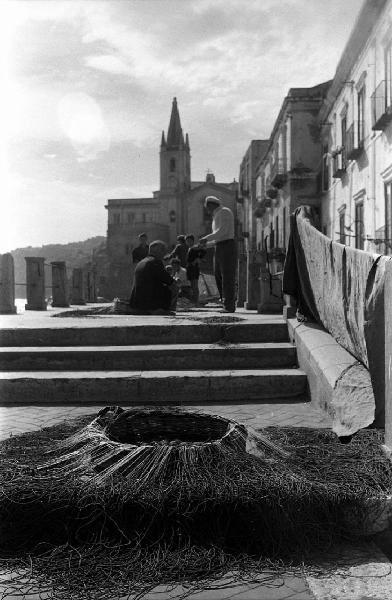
0, 407, 391, 599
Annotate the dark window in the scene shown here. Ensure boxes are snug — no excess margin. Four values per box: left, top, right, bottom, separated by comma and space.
357, 87, 365, 144
269, 223, 274, 249
113, 213, 120, 225
385, 182, 392, 255
127, 213, 134, 224
355, 202, 364, 250
339, 211, 346, 245
341, 113, 347, 167
385, 43, 392, 108
170, 158, 176, 172
322, 145, 329, 191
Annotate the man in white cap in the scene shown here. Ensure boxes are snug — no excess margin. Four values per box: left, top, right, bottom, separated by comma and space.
199, 196, 236, 312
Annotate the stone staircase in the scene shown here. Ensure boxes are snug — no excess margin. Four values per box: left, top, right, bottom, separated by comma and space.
0, 317, 308, 405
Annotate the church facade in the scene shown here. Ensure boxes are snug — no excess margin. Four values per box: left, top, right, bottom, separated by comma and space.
102, 98, 237, 299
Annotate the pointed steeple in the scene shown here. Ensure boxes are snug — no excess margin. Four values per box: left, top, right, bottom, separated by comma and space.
167, 97, 183, 148
160, 97, 191, 194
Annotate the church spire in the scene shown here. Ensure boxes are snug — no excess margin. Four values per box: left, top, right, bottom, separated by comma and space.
167, 97, 183, 148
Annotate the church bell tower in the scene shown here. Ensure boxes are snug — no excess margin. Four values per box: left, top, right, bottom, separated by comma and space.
160, 97, 191, 194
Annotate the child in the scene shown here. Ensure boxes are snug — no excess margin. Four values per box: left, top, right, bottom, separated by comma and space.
185, 235, 207, 304
171, 258, 192, 300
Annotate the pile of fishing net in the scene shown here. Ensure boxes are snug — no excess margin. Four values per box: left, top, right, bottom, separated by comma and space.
0, 406, 391, 599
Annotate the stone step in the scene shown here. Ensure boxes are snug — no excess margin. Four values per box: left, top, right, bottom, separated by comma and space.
0, 343, 297, 371
0, 369, 307, 404
0, 321, 289, 347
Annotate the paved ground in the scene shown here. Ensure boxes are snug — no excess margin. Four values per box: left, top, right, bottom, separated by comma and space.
0, 303, 391, 599
0, 401, 332, 441
2, 301, 284, 328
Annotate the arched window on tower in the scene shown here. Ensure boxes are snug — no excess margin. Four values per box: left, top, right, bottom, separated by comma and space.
170, 158, 176, 172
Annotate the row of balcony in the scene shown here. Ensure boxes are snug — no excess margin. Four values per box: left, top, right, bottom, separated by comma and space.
243, 81, 392, 195
332, 81, 392, 179
371, 80, 392, 131
331, 120, 366, 178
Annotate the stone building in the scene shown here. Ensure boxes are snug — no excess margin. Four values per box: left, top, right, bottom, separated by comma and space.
102, 98, 237, 298
319, 0, 392, 254
254, 82, 330, 256
237, 140, 269, 308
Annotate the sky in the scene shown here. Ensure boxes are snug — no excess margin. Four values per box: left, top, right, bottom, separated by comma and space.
1, 0, 364, 252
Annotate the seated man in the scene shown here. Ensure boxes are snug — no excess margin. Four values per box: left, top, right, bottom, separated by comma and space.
130, 240, 178, 315
171, 257, 192, 300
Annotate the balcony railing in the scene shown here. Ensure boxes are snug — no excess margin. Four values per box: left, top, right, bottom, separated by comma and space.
345, 121, 364, 160
240, 186, 250, 198
254, 201, 266, 219
266, 186, 278, 199
332, 149, 346, 179
260, 197, 272, 209
236, 190, 244, 204
371, 80, 392, 131
270, 158, 287, 188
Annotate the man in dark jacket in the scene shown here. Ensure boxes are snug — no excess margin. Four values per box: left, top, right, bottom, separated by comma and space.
130, 240, 178, 314
132, 233, 149, 264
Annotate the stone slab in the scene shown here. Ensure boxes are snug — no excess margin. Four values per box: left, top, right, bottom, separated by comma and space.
0, 321, 289, 347
286, 318, 377, 435
0, 369, 307, 405
306, 542, 392, 600
0, 342, 297, 371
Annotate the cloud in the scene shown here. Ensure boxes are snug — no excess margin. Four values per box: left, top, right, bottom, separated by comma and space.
85, 54, 132, 76
5, 0, 364, 250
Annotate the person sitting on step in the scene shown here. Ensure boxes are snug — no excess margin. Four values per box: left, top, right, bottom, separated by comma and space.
130, 240, 178, 315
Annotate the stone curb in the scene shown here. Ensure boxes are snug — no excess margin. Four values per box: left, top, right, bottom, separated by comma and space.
286, 317, 392, 535
286, 318, 357, 420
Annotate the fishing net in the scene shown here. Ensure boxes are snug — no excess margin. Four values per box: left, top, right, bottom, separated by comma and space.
0, 407, 391, 599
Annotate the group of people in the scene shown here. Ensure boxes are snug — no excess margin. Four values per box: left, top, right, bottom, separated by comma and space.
129, 195, 236, 315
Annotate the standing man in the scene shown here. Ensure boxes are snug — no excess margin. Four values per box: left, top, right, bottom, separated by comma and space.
132, 233, 149, 264
199, 196, 237, 313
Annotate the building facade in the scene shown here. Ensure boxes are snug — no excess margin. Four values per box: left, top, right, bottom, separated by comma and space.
319, 0, 392, 255
103, 98, 237, 298
254, 82, 330, 258
237, 140, 269, 308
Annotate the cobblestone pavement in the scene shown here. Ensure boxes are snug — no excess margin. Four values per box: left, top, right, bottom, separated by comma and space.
0, 401, 332, 441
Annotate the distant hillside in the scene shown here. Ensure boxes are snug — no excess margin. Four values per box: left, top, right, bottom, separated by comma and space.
10, 237, 106, 298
